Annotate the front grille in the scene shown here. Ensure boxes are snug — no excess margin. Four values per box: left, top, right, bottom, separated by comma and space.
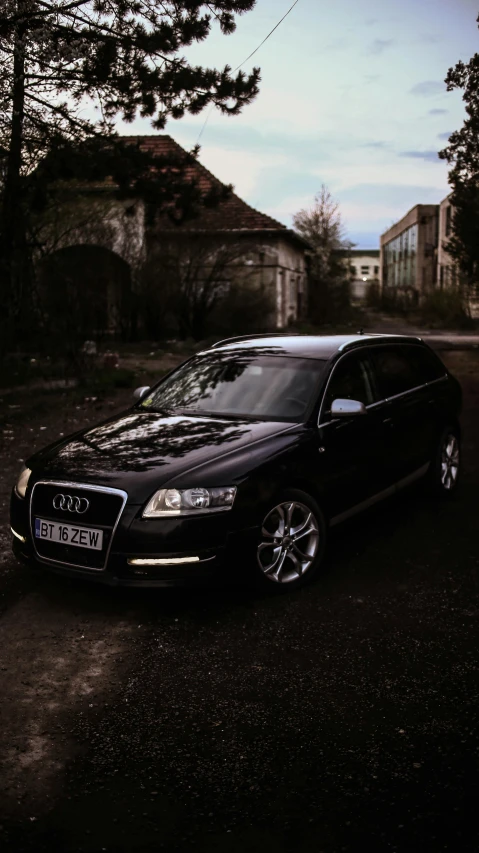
30, 481, 127, 571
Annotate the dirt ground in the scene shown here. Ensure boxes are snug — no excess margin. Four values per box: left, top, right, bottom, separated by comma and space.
1, 346, 479, 852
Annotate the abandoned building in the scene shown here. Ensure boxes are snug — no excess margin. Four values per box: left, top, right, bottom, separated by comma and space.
36, 135, 310, 336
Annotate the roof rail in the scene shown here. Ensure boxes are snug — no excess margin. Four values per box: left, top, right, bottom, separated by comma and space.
337, 333, 423, 352
210, 332, 299, 349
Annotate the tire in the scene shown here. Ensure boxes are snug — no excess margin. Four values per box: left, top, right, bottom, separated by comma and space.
428, 425, 461, 497
254, 488, 327, 591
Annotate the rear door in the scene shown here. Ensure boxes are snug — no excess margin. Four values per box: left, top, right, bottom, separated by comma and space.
367, 344, 440, 484
316, 350, 395, 520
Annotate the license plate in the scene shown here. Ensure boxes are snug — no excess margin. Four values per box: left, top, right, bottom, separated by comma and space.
34, 518, 103, 551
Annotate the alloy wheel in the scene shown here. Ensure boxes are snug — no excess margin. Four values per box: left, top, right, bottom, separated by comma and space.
441, 433, 460, 490
257, 501, 320, 584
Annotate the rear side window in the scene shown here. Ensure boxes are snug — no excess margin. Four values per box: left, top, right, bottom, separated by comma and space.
369, 346, 424, 399
408, 346, 447, 383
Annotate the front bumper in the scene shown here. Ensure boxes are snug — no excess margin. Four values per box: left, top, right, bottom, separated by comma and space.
11, 489, 258, 588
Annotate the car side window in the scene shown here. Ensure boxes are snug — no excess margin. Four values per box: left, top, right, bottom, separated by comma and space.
368, 346, 424, 399
321, 354, 374, 420
408, 346, 447, 383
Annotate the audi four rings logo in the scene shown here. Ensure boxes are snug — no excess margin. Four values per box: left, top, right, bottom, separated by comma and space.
52, 494, 90, 514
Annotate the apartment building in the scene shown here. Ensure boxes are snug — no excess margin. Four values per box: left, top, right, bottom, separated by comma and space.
380, 204, 439, 303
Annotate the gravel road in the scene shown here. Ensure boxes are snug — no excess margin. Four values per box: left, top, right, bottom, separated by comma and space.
1, 350, 479, 853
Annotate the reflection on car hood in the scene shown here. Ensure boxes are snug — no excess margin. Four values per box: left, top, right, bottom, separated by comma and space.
29, 410, 295, 497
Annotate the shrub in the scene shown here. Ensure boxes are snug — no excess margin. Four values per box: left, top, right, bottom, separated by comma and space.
208, 279, 276, 337
419, 288, 475, 329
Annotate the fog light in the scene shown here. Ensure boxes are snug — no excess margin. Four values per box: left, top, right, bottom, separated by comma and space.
128, 556, 201, 566
11, 526, 26, 543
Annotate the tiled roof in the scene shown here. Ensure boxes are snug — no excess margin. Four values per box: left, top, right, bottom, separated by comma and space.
120, 134, 294, 237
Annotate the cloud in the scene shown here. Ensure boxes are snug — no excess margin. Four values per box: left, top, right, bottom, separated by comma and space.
361, 141, 390, 149
429, 108, 448, 115
419, 33, 442, 44
410, 81, 445, 97
196, 146, 289, 199
364, 18, 378, 26
399, 150, 440, 163
266, 183, 448, 238
320, 161, 447, 193
368, 39, 395, 56
324, 37, 349, 51
336, 183, 446, 207
437, 131, 452, 140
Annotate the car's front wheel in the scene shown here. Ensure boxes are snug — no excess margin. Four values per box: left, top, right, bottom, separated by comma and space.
255, 489, 326, 589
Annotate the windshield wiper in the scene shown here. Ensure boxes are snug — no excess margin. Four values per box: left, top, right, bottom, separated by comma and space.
176, 408, 260, 421
138, 404, 177, 415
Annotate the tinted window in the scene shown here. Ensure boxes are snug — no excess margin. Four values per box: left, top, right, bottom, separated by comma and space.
409, 346, 447, 383
140, 354, 326, 422
322, 354, 374, 418
369, 346, 431, 399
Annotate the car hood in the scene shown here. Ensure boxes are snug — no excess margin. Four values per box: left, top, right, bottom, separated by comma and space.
28, 410, 296, 501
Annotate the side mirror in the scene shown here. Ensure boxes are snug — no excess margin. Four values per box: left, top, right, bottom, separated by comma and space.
331, 398, 367, 417
133, 385, 151, 402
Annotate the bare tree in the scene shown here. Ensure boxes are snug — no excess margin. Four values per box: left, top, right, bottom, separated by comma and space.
140, 237, 271, 340
293, 185, 353, 323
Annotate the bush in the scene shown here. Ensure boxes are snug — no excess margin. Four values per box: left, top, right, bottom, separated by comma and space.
365, 281, 381, 308
208, 279, 276, 337
419, 288, 475, 329
367, 285, 418, 315
307, 274, 354, 325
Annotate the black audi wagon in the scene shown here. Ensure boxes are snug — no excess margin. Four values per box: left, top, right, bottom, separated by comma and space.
10, 333, 462, 589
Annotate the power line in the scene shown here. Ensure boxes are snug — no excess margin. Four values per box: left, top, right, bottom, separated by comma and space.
233, 0, 300, 73
196, 0, 301, 145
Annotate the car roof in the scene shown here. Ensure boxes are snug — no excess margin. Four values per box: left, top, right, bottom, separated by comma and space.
205, 333, 424, 359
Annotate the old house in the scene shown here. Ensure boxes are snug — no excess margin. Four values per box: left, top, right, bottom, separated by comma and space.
37, 135, 309, 336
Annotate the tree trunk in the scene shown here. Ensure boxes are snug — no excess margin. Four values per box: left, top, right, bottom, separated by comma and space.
0, 7, 27, 349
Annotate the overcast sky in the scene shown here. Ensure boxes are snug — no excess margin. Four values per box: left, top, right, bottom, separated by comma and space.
118, 0, 479, 248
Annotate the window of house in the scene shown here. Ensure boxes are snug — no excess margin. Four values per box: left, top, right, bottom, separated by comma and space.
289, 277, 296, 304
361, 265, 370, 274
374, 266, 379, 275
445, 206, 452, 237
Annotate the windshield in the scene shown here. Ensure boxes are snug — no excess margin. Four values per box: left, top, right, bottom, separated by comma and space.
140, 354, 327, 421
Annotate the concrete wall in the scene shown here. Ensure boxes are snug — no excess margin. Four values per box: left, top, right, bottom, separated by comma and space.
274, 237, 308, 327
380, 204, 439, 300
437, 195, 456, 288
36, 191, 147, 275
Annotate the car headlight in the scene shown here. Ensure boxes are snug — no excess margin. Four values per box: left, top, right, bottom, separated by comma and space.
15, 466, 32, 499
143, 486, 237, 518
